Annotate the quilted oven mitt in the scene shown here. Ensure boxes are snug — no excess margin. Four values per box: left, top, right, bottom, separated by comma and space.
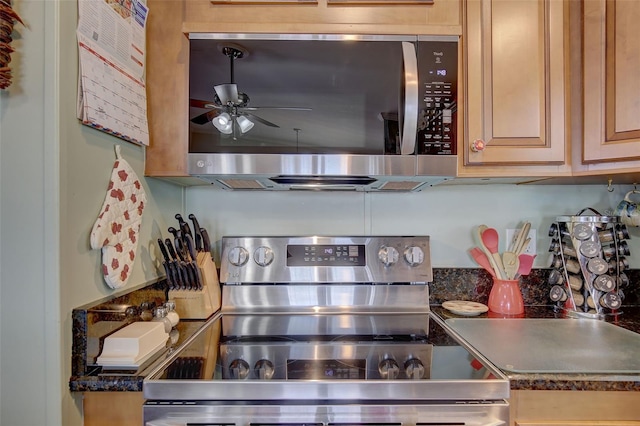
90, 145, 147, 289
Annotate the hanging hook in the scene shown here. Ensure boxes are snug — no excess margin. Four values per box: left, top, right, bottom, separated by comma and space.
607, 178, 614, 192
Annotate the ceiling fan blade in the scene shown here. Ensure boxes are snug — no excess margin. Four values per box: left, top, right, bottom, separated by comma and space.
242, 106, 312, 111
214, 83, 239, 105
243, 112, 280, 128
190, 109, 221, 125
190, 98, 215, 109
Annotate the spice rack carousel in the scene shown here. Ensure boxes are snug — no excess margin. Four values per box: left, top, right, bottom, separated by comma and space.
548, 208, 631, 319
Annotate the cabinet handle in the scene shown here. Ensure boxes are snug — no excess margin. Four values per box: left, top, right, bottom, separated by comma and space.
471, 139, 486, 152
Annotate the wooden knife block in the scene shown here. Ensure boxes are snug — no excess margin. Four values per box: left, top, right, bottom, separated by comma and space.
169, 253, 221, 319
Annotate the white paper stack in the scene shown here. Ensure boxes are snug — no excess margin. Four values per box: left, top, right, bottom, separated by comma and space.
97, 322, 168, 369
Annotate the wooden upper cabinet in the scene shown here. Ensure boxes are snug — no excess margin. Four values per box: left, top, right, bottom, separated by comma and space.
145, 0, 189, 178
144, 0, 462, 178
461, 0, 569, 175
583, 0, 640, 164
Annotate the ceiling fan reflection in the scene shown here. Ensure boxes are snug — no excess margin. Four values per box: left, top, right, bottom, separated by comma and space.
189, 44, 311, 140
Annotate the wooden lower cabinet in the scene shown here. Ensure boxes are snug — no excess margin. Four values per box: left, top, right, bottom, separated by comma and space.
510, 390, 640, 426
83, 392, 144, 426
83, 390, 640, 426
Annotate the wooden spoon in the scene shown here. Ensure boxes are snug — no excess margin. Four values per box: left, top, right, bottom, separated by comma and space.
481, 227, 506, 279
502, 251, 519, 280
513, 222, 531, 254
469, 247, 496, 277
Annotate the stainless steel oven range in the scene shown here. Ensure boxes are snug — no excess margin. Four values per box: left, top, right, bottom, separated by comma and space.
144, 236, 509, 426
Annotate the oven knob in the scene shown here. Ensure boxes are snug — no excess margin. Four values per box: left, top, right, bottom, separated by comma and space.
254, 359, 275, 380
378, 358, 400, 379
229, 359, 250, 380
403, 246, 424, 266
253, 246, 274, 267
228, 246, 249, 266
378, 246, 399, 267
404, 358, 425, 379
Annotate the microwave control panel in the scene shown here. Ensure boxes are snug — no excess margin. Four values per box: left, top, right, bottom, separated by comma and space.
416, 40, 458, 155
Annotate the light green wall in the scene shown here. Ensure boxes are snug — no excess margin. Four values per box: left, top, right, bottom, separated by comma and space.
186, 184, 640, 267
1, 1, 183, 425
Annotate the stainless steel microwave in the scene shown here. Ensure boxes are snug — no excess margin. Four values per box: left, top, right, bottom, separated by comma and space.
187, 34, 458, 192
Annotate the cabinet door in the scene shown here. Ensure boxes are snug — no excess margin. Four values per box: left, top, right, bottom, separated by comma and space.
463, 0, 567, 168
583, 0, 640, 163
510, 389, 640, 426
83, 392, 144, 426
145, 0, 189, 177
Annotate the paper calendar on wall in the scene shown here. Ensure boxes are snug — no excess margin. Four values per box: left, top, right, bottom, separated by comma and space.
76, 0, 150, 146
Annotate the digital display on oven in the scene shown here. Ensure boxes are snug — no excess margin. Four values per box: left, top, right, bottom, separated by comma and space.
287, 359, 366, 380
286, 244, 365, 266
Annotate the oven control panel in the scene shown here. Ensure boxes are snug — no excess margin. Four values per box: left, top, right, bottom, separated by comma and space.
221, 342, 433, 380
220, 236, 432, 284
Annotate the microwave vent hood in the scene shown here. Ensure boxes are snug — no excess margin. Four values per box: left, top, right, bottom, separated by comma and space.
187, 34, 459, 192
188, 153, 457, 192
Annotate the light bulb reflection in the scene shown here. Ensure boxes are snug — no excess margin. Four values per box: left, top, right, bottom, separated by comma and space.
236, 116, 254, 134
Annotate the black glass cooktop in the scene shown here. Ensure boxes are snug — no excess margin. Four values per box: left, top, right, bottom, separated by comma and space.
148, 312, 493, 382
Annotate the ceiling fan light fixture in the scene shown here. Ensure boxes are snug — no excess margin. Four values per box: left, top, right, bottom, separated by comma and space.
236, 116, 255, 134
212, 112, 233, 134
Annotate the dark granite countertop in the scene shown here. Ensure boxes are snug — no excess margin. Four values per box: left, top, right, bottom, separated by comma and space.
70, 268, 640, 393
431, 305, 640, 391
69, 319, 208, 392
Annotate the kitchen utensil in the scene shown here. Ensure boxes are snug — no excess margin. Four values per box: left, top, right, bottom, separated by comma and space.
173, 239, 195, 290
512, 222, 531, 254
516, 254, 536, 277
163, 239, 183, 290
201, 228, 212, 253
469, 247, 496, 277
175, 213, 193, 239
168, 226, 181, 243
481, 227, 506, 279
516, 237, 531, 256
166, 238, 187, 290
475, 225, 503, 279
185, 234, 203, 290
158, 238, 176, 290
502, 251, 519, 280
188, 214, 204, 252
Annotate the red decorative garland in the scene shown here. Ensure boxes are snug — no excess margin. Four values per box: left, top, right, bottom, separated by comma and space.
0, 0, 24, 89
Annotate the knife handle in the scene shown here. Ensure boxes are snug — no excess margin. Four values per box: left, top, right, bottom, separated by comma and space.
188, 214, 203, 251
165, 238, 184, 289
174, 237, 187, 262
161, 261, 173, 289
184, 234, 198, 261
158, 238, 171, 263
175, 213, 193, 239
168, 226, 180, 241
165, 237, 178, 260
201, 228, 212, 253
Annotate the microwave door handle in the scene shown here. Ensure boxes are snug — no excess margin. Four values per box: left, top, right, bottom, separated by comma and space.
400, 41, 419, 155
